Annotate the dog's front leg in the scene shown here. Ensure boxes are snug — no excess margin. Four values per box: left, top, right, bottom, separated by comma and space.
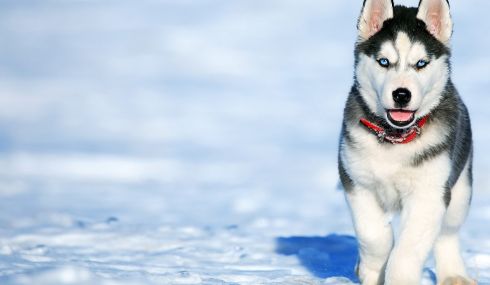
345, 187, 393, 285
384, 187, 446, 285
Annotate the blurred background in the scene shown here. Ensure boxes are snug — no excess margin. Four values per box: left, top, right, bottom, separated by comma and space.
0, 0, 488, 284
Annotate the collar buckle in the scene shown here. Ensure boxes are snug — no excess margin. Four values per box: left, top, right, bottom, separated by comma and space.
412, 125, 421, 135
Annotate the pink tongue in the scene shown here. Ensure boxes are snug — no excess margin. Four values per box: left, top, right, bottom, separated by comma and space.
389, 111, 414, 122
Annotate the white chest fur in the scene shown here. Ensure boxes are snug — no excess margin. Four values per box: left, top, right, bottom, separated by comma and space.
340, 122, 451, 211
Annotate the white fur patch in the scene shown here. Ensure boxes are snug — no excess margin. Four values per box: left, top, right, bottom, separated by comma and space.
341, 116, 451, 212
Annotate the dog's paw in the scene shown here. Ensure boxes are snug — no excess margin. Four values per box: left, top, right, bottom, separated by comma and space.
440, 276, 477, 285
357, 266, 383, 285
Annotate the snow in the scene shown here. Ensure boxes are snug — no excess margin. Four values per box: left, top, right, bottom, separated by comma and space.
0, 0, 489, 284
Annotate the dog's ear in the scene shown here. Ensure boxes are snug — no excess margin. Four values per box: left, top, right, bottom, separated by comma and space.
358, 0, 394, 40
417, 0, 453, 44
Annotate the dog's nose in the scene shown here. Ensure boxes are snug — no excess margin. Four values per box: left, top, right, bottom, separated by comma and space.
392, 88, 411, 107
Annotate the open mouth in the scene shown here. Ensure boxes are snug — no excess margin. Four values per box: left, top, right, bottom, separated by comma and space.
386, 109, 416, 128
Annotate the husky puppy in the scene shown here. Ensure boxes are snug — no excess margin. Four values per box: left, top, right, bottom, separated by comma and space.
338, 0, 474, 284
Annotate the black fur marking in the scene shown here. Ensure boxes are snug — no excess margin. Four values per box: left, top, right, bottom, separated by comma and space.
444, 188, 452, 207
468, 150, 474, 204
343, 85, 381, 128
420, 81, 472, 207
338, 153, 354, 193
441, 86, 473, 206
411, 142, 449, 167
342, 122, 355, 147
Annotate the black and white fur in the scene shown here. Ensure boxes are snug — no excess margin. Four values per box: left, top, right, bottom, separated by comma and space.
338, 0, 474, 284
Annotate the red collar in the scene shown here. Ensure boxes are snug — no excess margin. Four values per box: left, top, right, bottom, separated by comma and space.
359, 115, 429, 144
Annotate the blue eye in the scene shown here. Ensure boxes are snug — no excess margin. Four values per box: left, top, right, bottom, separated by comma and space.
416, 59, 429, 69
378, 58, 390, 68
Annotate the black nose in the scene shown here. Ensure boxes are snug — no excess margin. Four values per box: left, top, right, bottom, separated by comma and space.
392, 88, 411, 107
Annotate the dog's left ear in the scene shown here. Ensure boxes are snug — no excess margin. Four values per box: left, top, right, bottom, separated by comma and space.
417, 0, 453, 44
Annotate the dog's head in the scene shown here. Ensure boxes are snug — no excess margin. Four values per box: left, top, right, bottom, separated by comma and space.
355, 0, 452, 129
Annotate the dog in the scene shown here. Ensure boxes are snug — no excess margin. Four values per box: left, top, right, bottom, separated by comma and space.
338, 0, 475, 284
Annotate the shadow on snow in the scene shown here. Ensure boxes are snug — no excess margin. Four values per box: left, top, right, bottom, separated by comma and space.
275, 234, 360, 282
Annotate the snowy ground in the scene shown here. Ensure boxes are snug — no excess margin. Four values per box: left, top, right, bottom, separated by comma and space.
0, 0, 489, 284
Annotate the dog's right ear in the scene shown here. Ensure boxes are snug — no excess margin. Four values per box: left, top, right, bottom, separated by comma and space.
358, 0, 394, 41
